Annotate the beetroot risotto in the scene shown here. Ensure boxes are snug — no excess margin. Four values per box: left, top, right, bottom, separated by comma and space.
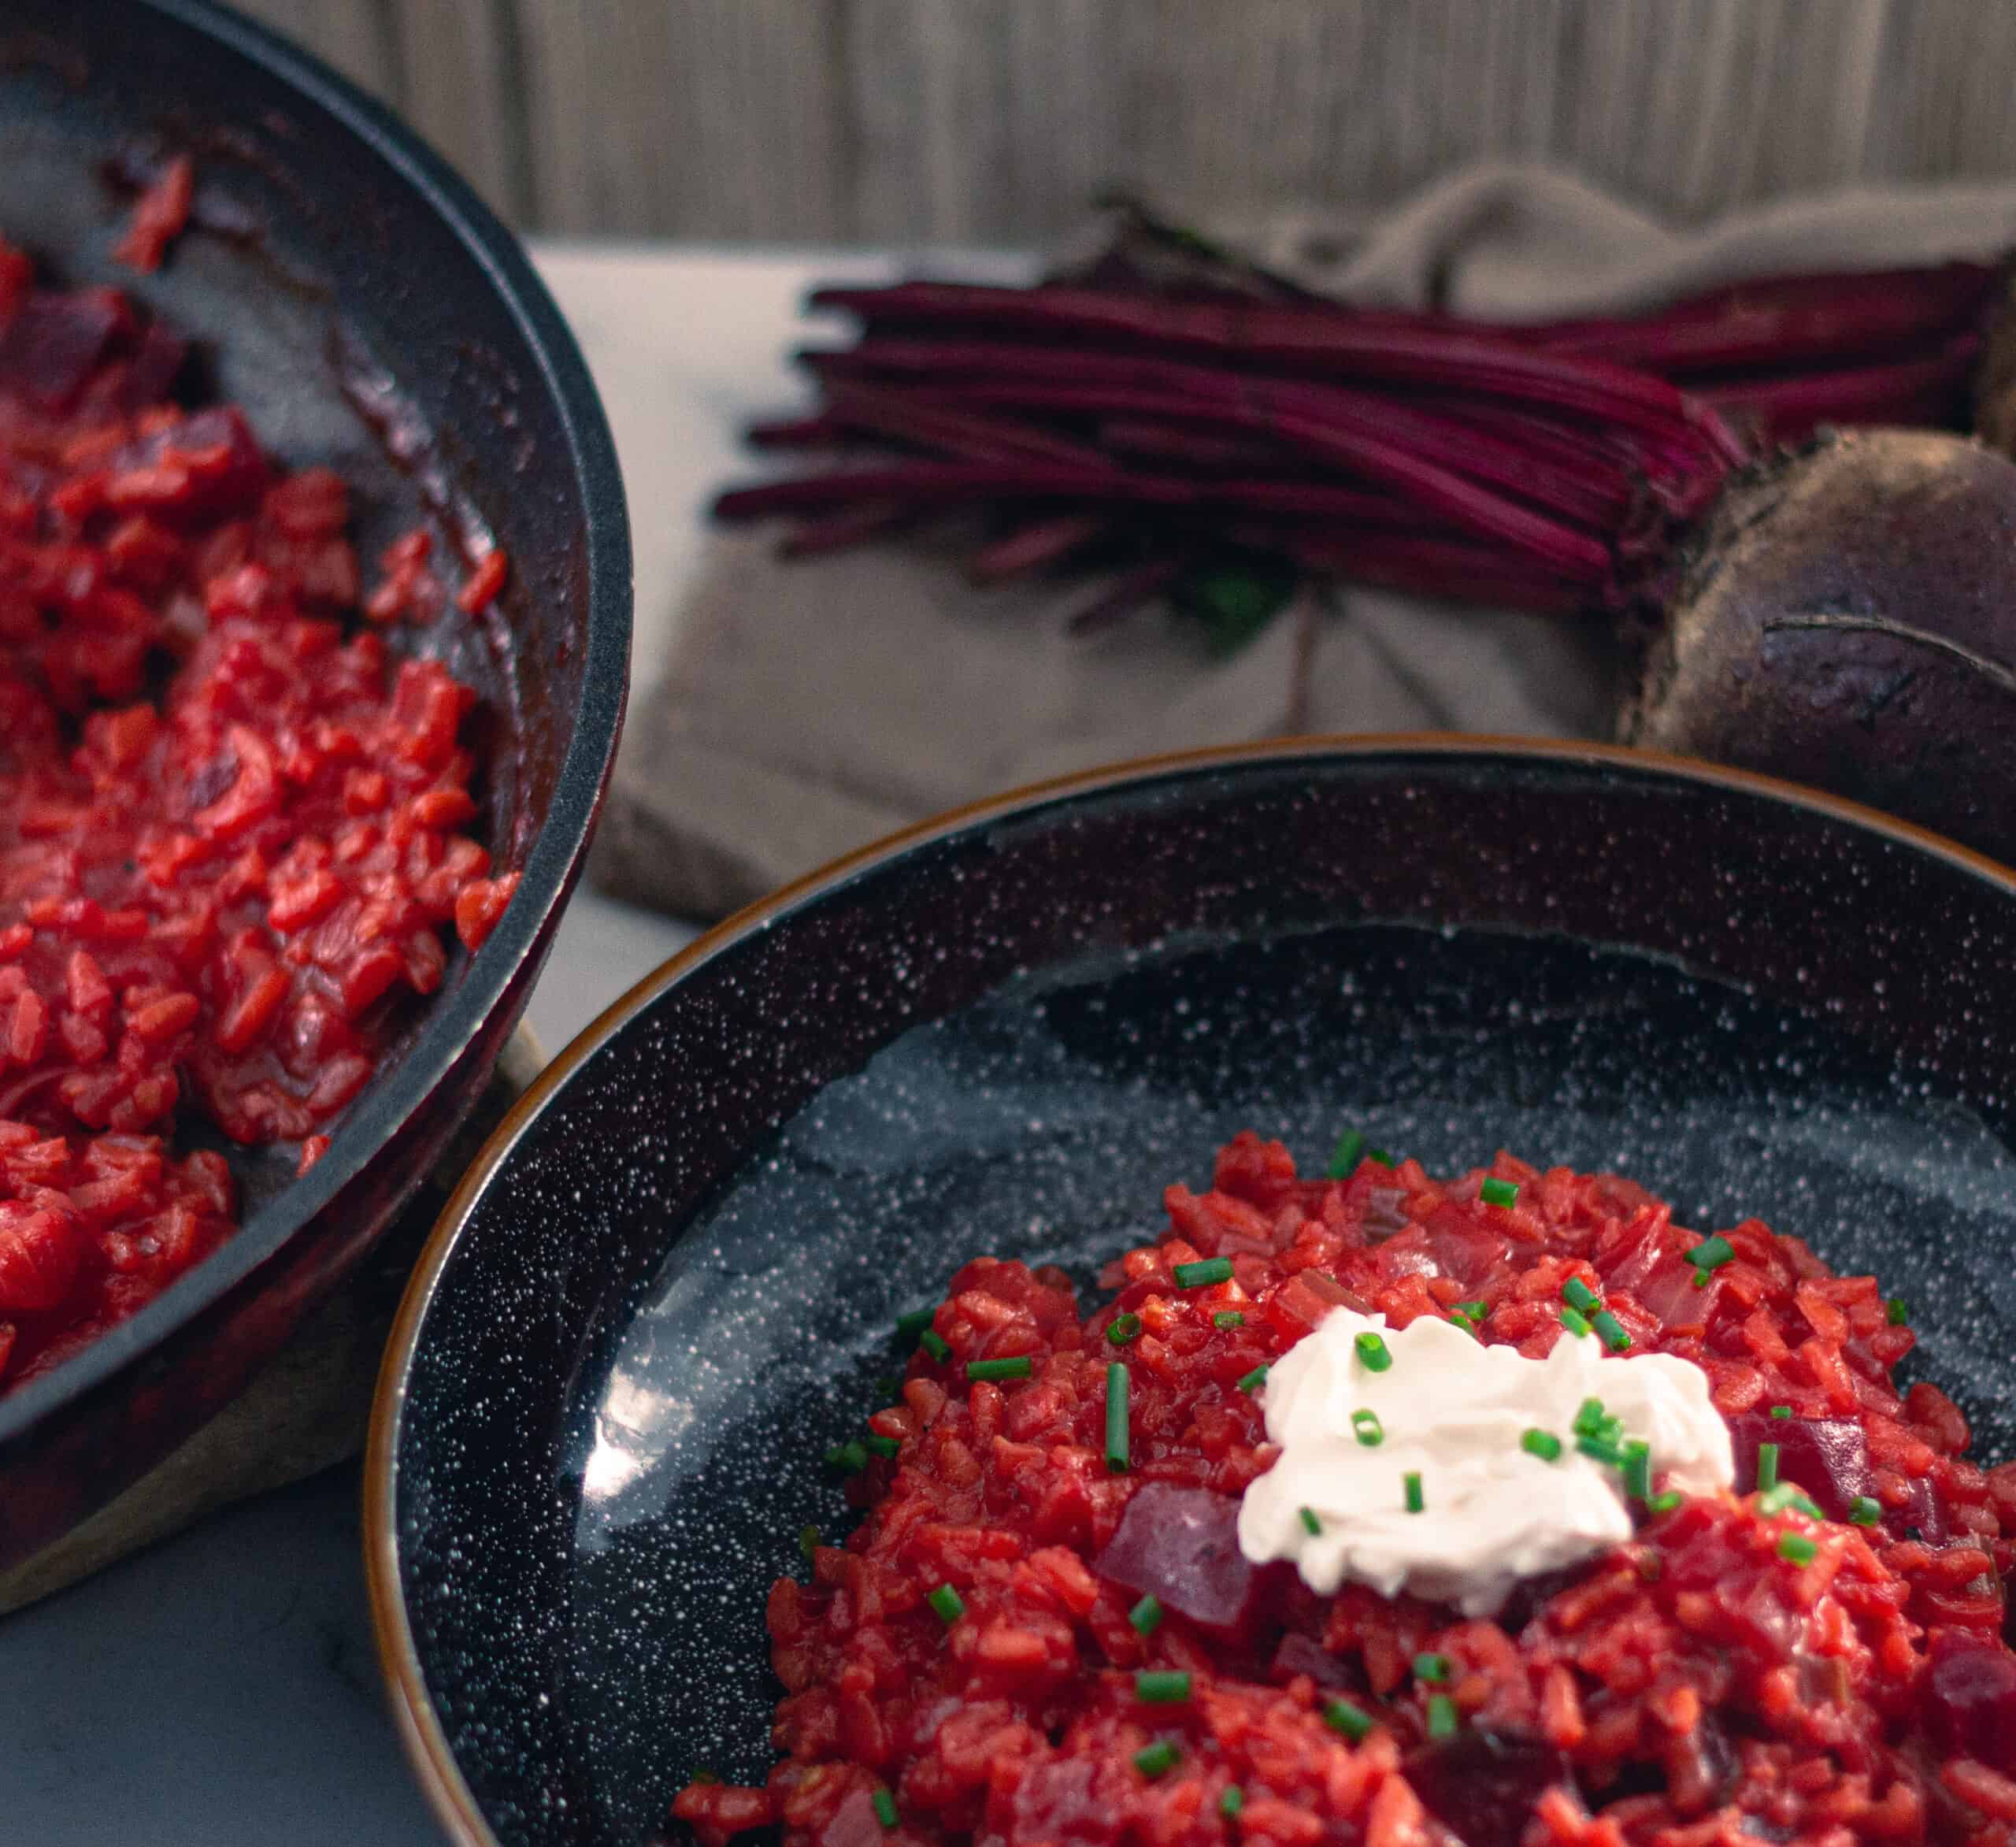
0, 232, 514, 1389
675, 1133, 2016, 1847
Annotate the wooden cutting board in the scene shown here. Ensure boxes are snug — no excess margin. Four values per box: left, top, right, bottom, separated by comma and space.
0, 1025, 543, 1615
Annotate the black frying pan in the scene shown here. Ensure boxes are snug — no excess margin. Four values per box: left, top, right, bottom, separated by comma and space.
0, 0, 631, 1568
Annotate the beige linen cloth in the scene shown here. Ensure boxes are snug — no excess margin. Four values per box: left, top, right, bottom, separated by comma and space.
593, 165, 2016, 921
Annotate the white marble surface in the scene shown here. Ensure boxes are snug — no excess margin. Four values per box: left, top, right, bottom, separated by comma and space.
0, 245, 849, 1844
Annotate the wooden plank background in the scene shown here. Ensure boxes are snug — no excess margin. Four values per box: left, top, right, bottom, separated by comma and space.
233, 0, 2014, 241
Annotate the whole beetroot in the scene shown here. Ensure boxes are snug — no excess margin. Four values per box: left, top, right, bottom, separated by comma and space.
1621, 428, 2016, 866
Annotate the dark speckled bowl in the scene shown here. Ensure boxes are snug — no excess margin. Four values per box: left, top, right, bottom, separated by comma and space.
367, 738, 2016, 1847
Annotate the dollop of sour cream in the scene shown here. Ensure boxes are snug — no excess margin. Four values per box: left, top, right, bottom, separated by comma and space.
1237, 1307, 1733, 1615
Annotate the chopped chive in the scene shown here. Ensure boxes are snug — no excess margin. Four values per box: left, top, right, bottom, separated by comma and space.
1413, 1652, 1450, 1683
1351, 1408, 1384, 1448
1790, 1492, 1825, 1520
966, 1356, 1032, 1382
1134, 1741, 1180, 1778
1403, 1471, 1425, 1514
896, 1307, 936, 1339
1688, 1235, 1734, 1273
1354, 1331, 1392, 1373
1521, 1427, 1562, 1463
1136, 1670, 1192, 1704
1562, 1277, 1599, 1313
1425, 1693, 1460, 1740
1770, 1404, 1792, 1420
1886, 1296, 1910, 1326
1560, 1306, 1592, 1337
1455, 1300, 1487, 1320
1366, 1147, 1397, 1168
1757, 1482, 1803, 1515
872, 1789, 899, 1830
1592, 1310, 1632, 1353
927, 1583, 965, 1625
1128, 1593, 1164, 1637
1480, 1177, 1519, 1208
1692, 1268, 1713, 1290
1237, 1363, 1269, 1393
1214, 1310, 1246, 1330
1848, 1496, 1882, 1527
1447, 1307, 1480, 1338
1574, 1434, 1625, 1467
1299, 1506, 1323, 1537
1777, 1533, 1818, 1566
1573, 1398, 1606, 1437
1107, 1312, 1143, 1346
1106, 1363, 1131, 1474
824, 1441, 868, 1474
799, 1523, 821, 1563
1323, 1698, 1374, 1741
866, 1433, 901, 1459
1174, 1257, 1234, 1289
1622, 1440, 1651, 1501
1219, 1786, 1245, 1819
1647, 1489, 1683, 1514
918, 1330, 951, 1361
1755, 1442, 1780, 1493
1326, 1129, 1366, 1178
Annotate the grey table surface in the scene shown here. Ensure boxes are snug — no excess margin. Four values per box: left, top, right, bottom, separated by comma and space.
0, 245, 845, 1844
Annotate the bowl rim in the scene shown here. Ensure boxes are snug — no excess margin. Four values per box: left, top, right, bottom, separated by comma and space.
0, 0, 632, 1444
362, 729, 2016, 1846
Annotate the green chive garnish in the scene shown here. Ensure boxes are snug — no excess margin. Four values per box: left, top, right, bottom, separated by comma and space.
1299, 1507, 1322, 1537
918, 1330, 951, 1361
1237, 1363, 1269, 1393
799, 1523, 821, 1563
1219, 1786, 1245, 1818
1323, 1698, 1374, 1741
1848, 1496, 1882, 1526
1134, 1741, 1180, 1778
1692, 1268, 1713, 1290
866, 1433, 901, 1459
1214, 1310, 1245, 1330
1777, 1533, 1818, 1566
1174, 1257, 1234, 1289
1887, 1297, 1909, 1326
1573, 1398, 1606, 1437
896, 1307, 936, 1339
1479, 1177, 1518, 1208
1448, 1308, 1480, 1338
1136, 1671, 1192, 1704
1574, 1434, 1625, 1467
1403, 1471, 1425, 1513
1426, 1693, 1460, 1740
1521, 1428, 1562, 1462
1757, 1482, 1819, 1518
1351, 1408, 1384, 1447
1455, 1300, 1487, 1320
1560, 1306, 1592, 1337
1107, 1312, 1143, 1346
966, 1356, 1032, 1382
1688, 1235, 1734, 1273
1592, 1309, 1632, 1352
1106, 1363, 1131, 1474
824, 1441, 868, 1474
1367, 1147, 1397, 1168
1770, 1404, 1792, 1419
1562, 1277, 1599, 1313
1755, 1442, 1780, 1493
1354, 1331, 1392, 1372
927, 1583, 965, 1624
1413, 1652, 1449, 1682
1129, 1593, 1163, 1637
1647, 1490, 1683, 1514
872, 1789, 899, 1830
1326, 1129, 1366, 1178
1622, 1440, 1651, 1501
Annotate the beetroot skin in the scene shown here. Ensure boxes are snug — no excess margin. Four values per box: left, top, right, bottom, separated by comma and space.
1623, 427, 2016, 865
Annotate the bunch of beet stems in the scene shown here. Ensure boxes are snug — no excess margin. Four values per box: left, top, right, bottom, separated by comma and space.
713, 260, 1999, 629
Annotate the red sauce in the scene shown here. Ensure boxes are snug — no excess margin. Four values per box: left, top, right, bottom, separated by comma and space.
676, 1136, 2016, 1847
0, 240, 514, 1388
